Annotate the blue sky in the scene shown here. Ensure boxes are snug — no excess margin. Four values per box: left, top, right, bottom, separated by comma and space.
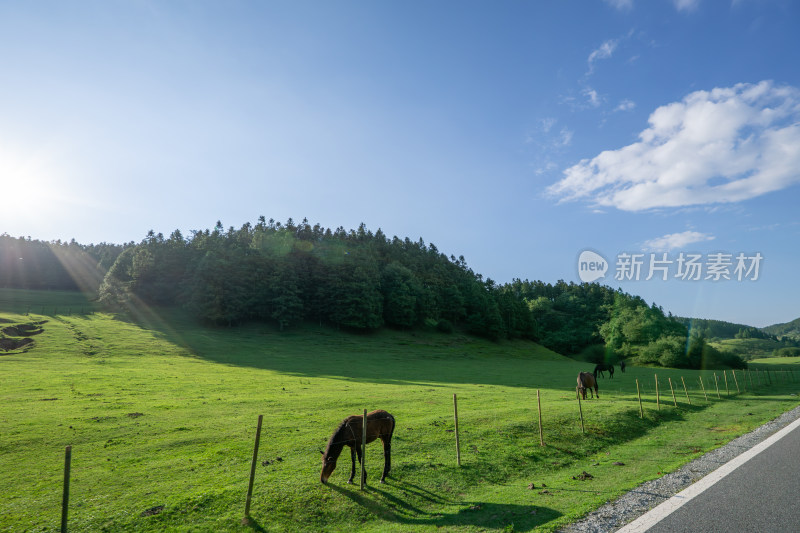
1, 0, 798, 327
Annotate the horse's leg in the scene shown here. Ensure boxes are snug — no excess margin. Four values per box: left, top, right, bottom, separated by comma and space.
380, 437, 391, 483
347, 445, 356, 484
354, 443, 366, 483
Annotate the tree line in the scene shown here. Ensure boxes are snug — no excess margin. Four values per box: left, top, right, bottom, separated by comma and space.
508, 280, 746, 369
0, 234, 125, 292
99, 218, 532, 340
3, 219, 748, 369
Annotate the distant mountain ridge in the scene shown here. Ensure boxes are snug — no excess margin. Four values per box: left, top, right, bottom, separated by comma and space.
675, 316, 800, 342
762, 317, 800, 341
675, 317, 757, 339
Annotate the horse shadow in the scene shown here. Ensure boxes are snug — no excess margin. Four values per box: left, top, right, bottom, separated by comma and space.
325, 480, 561, 532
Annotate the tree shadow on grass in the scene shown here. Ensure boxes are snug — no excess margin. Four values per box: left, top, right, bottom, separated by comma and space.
129, 310, 589, 389
325, 480, 561, 532
241, 516, 267, 532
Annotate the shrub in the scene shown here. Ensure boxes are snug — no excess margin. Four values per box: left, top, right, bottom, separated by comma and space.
639, 336, 688, 368
436, 319, 454, 334
773, 347, 800, 357
577, 344, 618, 365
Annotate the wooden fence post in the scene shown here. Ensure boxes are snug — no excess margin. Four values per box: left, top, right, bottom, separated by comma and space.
668, 378, 678, 407
681, 377, 691, 405
747, 369, 754, 390
655, 374, 660, 411
699, 376, 708, 402
732, 370, 740, 393
636, 379, 643, 418
244, 415, 263, 520
714, 373, 721, 399
61, 445, 72, 533
577, 394, 585, 434
453, 394, 461, 466
537, 390, 545, 446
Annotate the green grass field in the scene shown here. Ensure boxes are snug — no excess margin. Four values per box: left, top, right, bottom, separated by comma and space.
709, 337, 787, 360
749, 356, 800, 367
2, 290, 800, 532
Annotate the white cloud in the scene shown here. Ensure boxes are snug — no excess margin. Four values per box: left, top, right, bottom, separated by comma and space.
547, 81, 800, 211
540, 117, 557, 134
604, 0, 634, 10
674, 0, 700, 12
582, 87, 602, 107
557, 128, 574, 147
615, 99, 636, 112
587, 39, 619, 74
527, 119, 573, 177
527, 118, 573, 149
534, 161, 559, 176
643, 231, 715, 252
605, 0, 699, 13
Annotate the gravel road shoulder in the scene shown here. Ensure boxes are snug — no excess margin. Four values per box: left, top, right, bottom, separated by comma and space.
558, 402, 800, 533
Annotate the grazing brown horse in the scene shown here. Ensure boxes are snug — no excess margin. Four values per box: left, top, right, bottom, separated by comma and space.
577, 371, 599, 400
320, 409, 395, 484
593, 363, 614, 379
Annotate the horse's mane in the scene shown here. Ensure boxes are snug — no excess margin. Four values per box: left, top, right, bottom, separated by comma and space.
323, 418, 353, 459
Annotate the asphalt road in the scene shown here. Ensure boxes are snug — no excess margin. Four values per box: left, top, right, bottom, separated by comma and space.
641, 419, 800, 533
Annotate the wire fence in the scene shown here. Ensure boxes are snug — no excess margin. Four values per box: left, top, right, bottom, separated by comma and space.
51, 366, 797, 531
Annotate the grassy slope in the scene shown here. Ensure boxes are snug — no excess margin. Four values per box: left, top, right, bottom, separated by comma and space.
709, 337, 788, 360
749, 356, 800, 367
0, 288, 101, 315
761, 317, 800, 340
2, 292, 799, 532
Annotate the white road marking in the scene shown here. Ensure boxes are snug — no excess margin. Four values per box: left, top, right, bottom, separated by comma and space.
615, 416, 800, 533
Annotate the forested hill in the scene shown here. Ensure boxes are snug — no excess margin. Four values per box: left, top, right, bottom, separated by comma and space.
99, 217, 536, 340
0, 234, 125, 292
762, 318, 800, 341
675, 317, 778, 341
3, 218, 747, 368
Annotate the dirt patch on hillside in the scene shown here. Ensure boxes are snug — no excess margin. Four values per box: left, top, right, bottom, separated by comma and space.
2, 324, 44, 336
0, 320, 43, 353
0, 337, 34, 352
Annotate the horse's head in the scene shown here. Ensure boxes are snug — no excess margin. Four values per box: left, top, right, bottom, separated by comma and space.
320, 450, 337, 484
576, 385, 585, 400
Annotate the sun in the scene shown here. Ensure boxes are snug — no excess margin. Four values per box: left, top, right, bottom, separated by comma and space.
0, 143, 64, 229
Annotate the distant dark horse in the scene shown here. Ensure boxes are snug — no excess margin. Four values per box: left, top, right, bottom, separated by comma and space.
577, 372, 599, 400
619, 360, 626, 373
320, 409, 395, 484
593, 363, 615, 379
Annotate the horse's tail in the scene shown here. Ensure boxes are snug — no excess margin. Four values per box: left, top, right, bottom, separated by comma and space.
388, 413, 396, 439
